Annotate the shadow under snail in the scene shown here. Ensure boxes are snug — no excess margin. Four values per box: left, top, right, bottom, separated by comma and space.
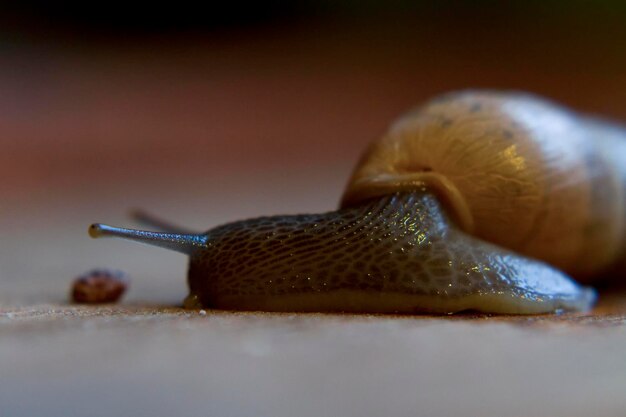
88, 90, 626, 314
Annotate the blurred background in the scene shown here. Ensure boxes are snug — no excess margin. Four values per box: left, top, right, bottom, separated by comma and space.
1, 1, 626, 304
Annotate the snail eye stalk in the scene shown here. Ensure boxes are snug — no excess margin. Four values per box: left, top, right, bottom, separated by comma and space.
88, 223, 206, 255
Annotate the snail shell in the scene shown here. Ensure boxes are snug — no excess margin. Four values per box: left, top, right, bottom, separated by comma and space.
341, 91, 626, 280
88, 90, 626, 314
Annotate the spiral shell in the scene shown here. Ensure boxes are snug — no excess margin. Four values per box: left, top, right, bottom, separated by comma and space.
341, 91, 626, 280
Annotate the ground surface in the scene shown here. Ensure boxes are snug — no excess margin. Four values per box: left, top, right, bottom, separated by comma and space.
2, 17, 626, 417
2, 296, 626, 417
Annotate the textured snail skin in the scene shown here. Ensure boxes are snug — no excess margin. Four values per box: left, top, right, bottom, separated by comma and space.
88, 90, 626, 314
181, 192, 594, 314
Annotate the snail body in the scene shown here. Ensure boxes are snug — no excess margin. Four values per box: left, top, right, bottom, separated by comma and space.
89, 90, 626, 314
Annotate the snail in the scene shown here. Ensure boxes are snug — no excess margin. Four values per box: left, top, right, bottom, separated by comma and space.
88, 90, 626, 314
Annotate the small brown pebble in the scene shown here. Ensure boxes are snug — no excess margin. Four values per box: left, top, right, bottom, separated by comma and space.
71, 269, 129, 304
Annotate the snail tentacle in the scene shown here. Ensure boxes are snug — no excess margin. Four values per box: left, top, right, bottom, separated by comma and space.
88, 223, 207, 255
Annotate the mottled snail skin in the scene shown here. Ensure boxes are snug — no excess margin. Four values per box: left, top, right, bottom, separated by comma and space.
183, 192, 593, 313
88, 90, 626, 314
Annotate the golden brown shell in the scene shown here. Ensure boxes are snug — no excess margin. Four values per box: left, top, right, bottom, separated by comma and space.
341, 91, 626, 280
